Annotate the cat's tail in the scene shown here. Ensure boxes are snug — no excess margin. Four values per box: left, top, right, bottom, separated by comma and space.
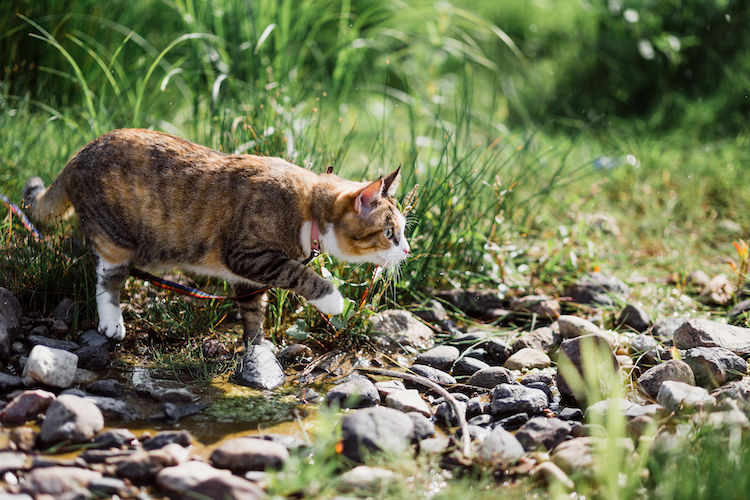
23, 175, 73, 224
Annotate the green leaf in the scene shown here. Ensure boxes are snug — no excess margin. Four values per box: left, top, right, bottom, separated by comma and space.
285, 319, 309, 340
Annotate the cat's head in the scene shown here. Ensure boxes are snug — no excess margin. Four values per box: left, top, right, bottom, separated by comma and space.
329, 167, 410, 268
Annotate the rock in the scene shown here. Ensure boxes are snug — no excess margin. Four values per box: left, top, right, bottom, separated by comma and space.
555, 334, 619, 404
408, 364, 456, 385
689, 270, 711, 288
407, 412, 435, 440
22, 345, 78, 388
84, 395, 141, 421
700, 274, 734, 305
628, 334, 669, 367
88, 476, 133, 497
74, 367, 99, 385
163, 401, 206, 423
504, 348, 551, 370
651, 317, 689, 341
340, 465, 396, 491
564, 272, 629, 306
341, 407, 415, 462
515, 416, 571, 451
521, 372, 554, 386
374, 380, 406, 399
86, 379, 124, 397
22, 466, 101, 496
53, 297, 75, 325
433, 289, 508, 320
39, 394, 104, 445
233, 344, 286, 390
615, 304, 652, 332
713, 377, 750, 404
467, 367, 514, 388
729, 299, 750, 323
496, 412, 530, 431
551, 437, 594, 473
10, 426, 37, 452
585, 398, 640, 421
77, 329, 108, 348
485, 338, 513, 365
684, 347, 746, 389
27, 335, 80, 352
509, 294, 561, 320
452, 356, 490, 375
370, 309, 435, 351
182, 474, 264, 500
277, 344, 312, 366
477, 426, 525, 464
202, 339, 231, 360
384, 389, 431, 417
0, 288, 22, 360
142, 430, 193, 450
110, 443, 190, 482
511, 327, 558, 354
73, 345, 110, 370
412, 299, 449, 324
0, 372, 23, 393
135, 382, 195, 403
210, 437, 289, 472
557, 315, 601, 338
156, 460, 232, 494
490, 383, 548, 418
657, 380, 716, 412
0, 451, 31, 474
414, 345, 460, 372
558, 407, 584, 421
0, 389, 56, 424
466, 397, 488, 419
435, 400, 467, 427
326, 377, 380, 409
674, 319, 750, 356
533, 461, 574, 490
637, 359, 695, 399
468, 414, 492, 427
91, 428, 137, 449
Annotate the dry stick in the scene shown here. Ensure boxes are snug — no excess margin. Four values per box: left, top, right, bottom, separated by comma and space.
357, 366, 472, 457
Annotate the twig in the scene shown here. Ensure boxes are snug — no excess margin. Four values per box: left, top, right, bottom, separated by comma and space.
356, 366, 472, 457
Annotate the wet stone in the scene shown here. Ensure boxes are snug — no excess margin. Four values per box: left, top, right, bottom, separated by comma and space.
408, 364, 456, 385
414, 345, 460, 372
233, 344, 286, 390
326, 377, 380, 409
684, 347, 746, 389
340, 406, 415, 462
525, 381, 553, 401
413, 299, 449, 324
490, 383, 548, 418
515, 416, 571, 451
477, 427, 525, 464
22, 345, 78, 388
407, 412, 435, 440
79, 448, 134, 464
674, 319, 750, 356
88, 476, 132, 497
374, 380, 406, 399
40, 394, 104, 446
521, 372, 554, 386
86, 379, 124, 398
615, 304, 652, 332
452, 356, 490, 376
504, 348, 551, 370
111, 443, 190, 483
637, 359, 695, 400
656, 380, 716, 412
142, 430, 194, 450
0, 389, 55, 424
10, 426, 37, 452
73, 345, 110, 370
466, 367, 514, 389
163, 401, 206, 424
210, 437, 290, 472
729, 299, 750, 323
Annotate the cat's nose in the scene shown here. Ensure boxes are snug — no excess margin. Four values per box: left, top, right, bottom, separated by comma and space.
403, 241, 410, 255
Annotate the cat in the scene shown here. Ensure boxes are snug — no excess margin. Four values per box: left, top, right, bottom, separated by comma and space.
23, 129, 409, 345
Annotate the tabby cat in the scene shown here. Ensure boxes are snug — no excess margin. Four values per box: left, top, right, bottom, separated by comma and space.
23, 129, 409, 345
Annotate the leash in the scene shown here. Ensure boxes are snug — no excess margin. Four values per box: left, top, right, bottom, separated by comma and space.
2, 192, 319, 302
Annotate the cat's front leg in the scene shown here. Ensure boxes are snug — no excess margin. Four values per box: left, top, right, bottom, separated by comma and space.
224, 247, 344, 316
95, 257, 129, 340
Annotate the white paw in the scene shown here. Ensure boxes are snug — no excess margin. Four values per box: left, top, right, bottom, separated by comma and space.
309, 288, 344, 315
97, 300, 126, 340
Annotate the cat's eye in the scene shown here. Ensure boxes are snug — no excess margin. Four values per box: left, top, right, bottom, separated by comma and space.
384, 227, 394, 239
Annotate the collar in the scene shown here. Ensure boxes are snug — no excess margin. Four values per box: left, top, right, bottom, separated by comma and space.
302, 219, 321, 265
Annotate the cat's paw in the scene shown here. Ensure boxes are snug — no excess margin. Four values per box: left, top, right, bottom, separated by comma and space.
98, 306, 126, 341
309, 288, 344, 315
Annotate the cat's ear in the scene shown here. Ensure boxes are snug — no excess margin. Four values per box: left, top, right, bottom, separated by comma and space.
383, 166, 401, 197
353, 177, 384, 215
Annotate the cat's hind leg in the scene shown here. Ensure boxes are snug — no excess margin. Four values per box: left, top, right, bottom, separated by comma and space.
234, 283, 268, 346
91, 239, 133, 341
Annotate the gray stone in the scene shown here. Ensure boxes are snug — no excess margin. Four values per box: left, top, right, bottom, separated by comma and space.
485, 338, 512, 365
53, 297, 75, 324
110, 443, 190, 482
40, 394, 104, 445
563, 272, 629, 306
183, 474, 264, 500
326, 377, 380, 409
370, 309, 434, 351
628, 334, 669, 367
156, 460, 232, 494
0, 389, 56, 424
27, 335, 80, 352
407, 412, 435, 440
340, 466, 396, 491
142, 430, 194, 450
700, 274, 734, 305
651, 317, 689, 341
615, 304, 652, 332
210, 437, 289, 472
409, 364, 456, 385
504, 348, 551, 370
468, 414, 492, 427
684, 347, 746, 388
88, 476, 132, 497
509, 294, 560, 320
78, 329, 108, 348
384, 389, 431, 416
584, 398, 639, 421
0, 451, 31, 474
233, 344, 286, 390
558, 407, 584, 421
414, 345, 460, 372
135, 382, 195, 403
729, 299, 750, 322
163, 401, 206, 423
477, 426, 525, 464
341, 407, 415, 462
674, 319, 750, 356
0, 288, 22, 361
557, 315, 601, 338
452, 356, 490, 375
511, 327, 558, 354
73, 344, 110, 370
467, 367, 514, 388
495, 412, 530, 431
84, 395, 141, 421
374, 380, 406, 398
86, 379, 124, 397
435, 400, 467, 427
277, 344, 312, 366
713, 376, 750, 404
433, 289, 508, 319
22, 345, 78, 388
637, 359, 695, 399
515, 416, 571, 451
551, 437, 594, 473
490, 383, 548, 418
656, 380, 716, 412
555, 334, 619, 404
0, 372, 23, 392
91, 428, 137, 449
22, 466, 101, 496
412, 299, 449, 324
